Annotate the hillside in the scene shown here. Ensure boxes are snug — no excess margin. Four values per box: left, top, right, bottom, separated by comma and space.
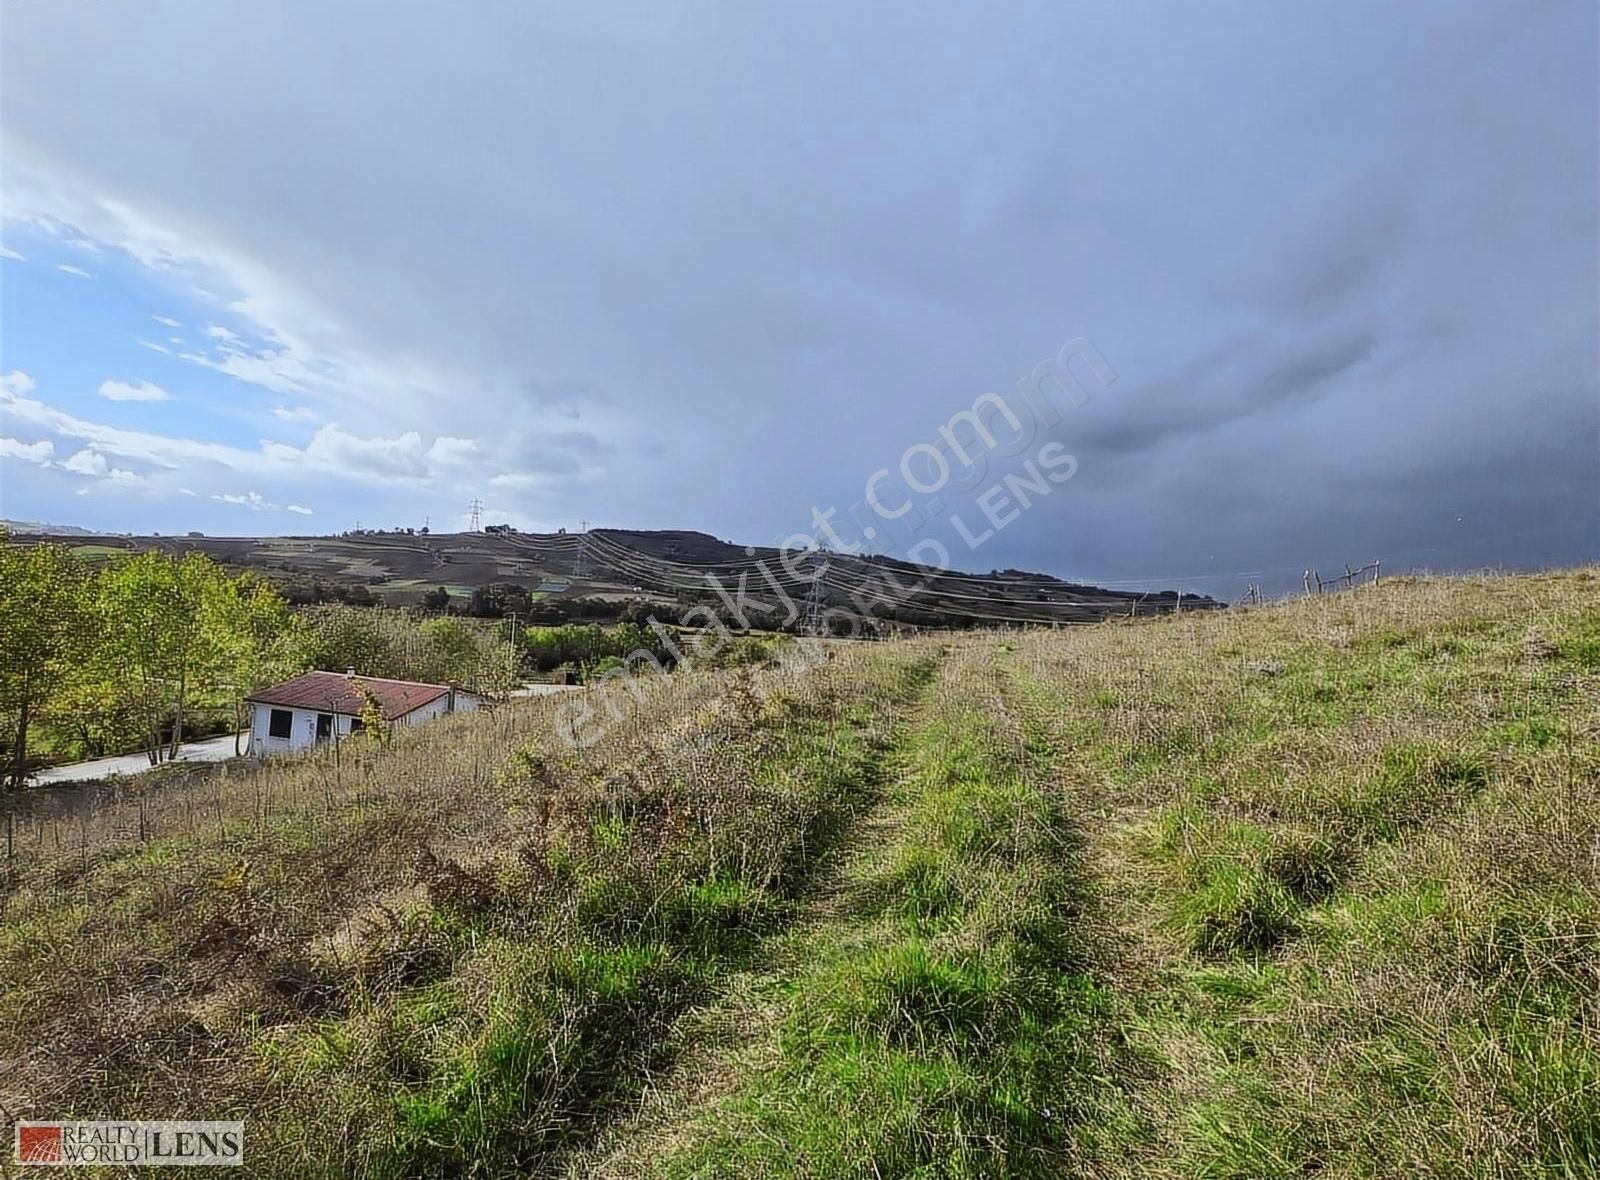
2, 569, 1595, 1176
21, 527, 1213, 628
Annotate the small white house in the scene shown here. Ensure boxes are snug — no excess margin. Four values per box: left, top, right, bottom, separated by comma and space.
245, 670, 481, 757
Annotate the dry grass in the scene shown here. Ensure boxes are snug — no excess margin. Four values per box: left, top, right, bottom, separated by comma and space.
1008, 567, 1600, 1177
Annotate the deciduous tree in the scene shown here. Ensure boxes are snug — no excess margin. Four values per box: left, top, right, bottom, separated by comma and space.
0, 533, 89, 788
96, 550, 232, 764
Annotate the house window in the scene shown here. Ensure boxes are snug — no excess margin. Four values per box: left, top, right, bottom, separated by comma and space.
267, 709, 293, 739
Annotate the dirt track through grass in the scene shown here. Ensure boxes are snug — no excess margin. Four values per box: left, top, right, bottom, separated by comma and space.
584, 641, 1136, 1178
574, 651, 949, 1179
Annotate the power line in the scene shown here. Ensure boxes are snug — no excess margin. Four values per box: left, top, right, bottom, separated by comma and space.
575, 519, 591, 578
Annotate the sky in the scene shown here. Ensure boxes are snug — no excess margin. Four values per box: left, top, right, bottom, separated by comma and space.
1, 0, 1596, 597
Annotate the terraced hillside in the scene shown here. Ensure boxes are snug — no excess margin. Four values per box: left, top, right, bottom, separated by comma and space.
20, 526, 1211, 627
2, 570, 1595, 1176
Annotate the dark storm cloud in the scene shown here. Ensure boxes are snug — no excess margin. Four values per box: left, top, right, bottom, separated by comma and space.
1244, 182, 1415, 322
1079, 326, 1379, 459
2, 0, 1594, 584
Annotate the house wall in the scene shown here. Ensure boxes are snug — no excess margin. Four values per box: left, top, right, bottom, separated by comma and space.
248, 691, 483, 757
249, 704, 362, 756
402, 692, 482, 726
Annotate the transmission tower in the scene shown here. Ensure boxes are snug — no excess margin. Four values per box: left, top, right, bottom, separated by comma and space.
575, 519, 591, 579
467, 498, 483, 532
804, 558, 826, 636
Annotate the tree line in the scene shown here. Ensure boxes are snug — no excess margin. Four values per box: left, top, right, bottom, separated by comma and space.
0, 533, 521, 788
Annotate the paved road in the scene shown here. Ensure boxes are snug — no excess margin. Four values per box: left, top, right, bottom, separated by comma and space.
28, 685, 578, 785
30, 731, 251, 785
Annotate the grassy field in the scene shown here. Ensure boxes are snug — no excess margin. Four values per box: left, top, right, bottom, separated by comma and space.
66, 543, 136, 564
2, 570, 1596, 1176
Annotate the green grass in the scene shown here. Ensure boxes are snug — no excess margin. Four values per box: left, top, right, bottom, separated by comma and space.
1001, 569, 1600, 1177
376, 579, 475, 596
67, 543, 133, 563
652, 646, 1133, 1178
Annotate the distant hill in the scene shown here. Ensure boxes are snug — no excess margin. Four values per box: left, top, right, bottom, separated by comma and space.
17, 526, 1218, 629
1, 519, 105, 536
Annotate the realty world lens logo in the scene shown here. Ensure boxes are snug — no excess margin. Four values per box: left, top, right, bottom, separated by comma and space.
15, 1122, 243, 1167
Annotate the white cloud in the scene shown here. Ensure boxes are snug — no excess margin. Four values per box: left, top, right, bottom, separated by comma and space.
211, 490, 276, 510
205, 324, 239, 341
180, 341, 325, 396
138, 340, 171, 354
0, 437, 54, 464
58, 447, 141, 484
0, 245, 24, 262
286, 503, 313, 515
4, 380, 275, 471
4, 376, 464, 490
463, 506, 548, 532
98, 378, 171, 403
55, 263, 92, 278
427, 435, 478, 465
272, 404, 319, 422
152, 314, 181, 328
62, 447, 109, 476
488, 471, 546, 492
302, 422, 428, 479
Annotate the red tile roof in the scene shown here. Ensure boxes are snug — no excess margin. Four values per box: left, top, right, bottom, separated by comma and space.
245, 671, 452, 720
